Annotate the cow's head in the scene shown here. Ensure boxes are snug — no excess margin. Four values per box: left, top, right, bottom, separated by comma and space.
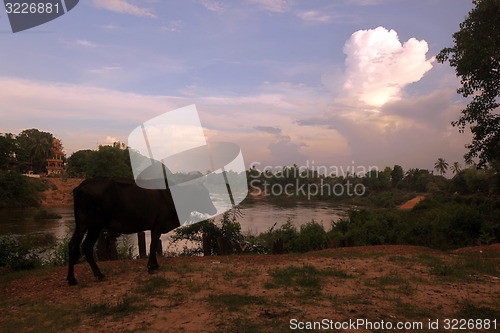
172, 180, 217, 225
189, 181, 217, 216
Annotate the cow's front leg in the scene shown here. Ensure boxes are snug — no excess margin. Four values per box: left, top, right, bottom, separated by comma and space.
148, 229, 161, 273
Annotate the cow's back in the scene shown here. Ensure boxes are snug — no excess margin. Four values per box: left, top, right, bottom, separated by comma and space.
74, 177, 179, 234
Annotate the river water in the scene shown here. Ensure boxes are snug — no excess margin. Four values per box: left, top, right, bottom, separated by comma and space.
0, 198, 350, 255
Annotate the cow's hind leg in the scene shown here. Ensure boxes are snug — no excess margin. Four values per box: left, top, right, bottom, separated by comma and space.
82, 227, 106, 281
148, 229, 161, 273
67, 225, 86, 286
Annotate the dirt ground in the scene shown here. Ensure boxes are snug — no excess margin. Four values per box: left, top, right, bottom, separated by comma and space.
398, 196, 426, 209
1, 244, 499, 333
35, 177, 83, 207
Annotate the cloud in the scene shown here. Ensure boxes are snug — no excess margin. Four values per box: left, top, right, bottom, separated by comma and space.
267, 137, 308, 165
60, 39, 98, 48
100, 24, 120, 30
347, 0, 393, 5
75, 39, 97, 47
247, 0, 288, 13
91, 0, 156, 18
105, 136, 118, 144
343, 26, 434, 106
200, 0, 226, 12
297, 88, 469, 170
88, 66, 122, 74
254, 126, 282, 136
296, 10, 332, 23
161, 20, 183, 32
0, 76, 187, 152
0, 76, 348, 166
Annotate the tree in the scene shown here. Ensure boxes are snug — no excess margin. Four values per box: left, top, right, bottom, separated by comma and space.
451, 162, 462, 175
434, 158, 449, 176
391, 165, 404, 186
402, 168, 435, 192
437, 0, 500, 167
0, 133, 17, 169
15, 129, 56, 173
362, 167, 391, 190
68, 142, 133, 179
66, 150, 93, 177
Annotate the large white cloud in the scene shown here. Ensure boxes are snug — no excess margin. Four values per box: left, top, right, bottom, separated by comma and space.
343, 26, 434, 106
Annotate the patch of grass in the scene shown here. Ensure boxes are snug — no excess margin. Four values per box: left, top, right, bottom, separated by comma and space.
377, 274, 408, 286
329, 293, 373, 309
429, 263, 464, 278
425, 254, 499, 282
0, 266, 53, 287
264, 264, 349, 298
162, 263, 200, 275
222, 270, 241, 280
393, 299, 432, 319
0, 301, 81, 333
134, 276, 173, 296
364, 272, 413, 295
416, 253, 444, 267
84, 295, 143, 319
456, 300, 499, 319
207, 294, 267, 312
460, 255, 499, 276
310, 251, 383, 260
166, 291, 185, 307
388, 255, 420, 266
182, 278, 212, 293
212, 315, 265, 333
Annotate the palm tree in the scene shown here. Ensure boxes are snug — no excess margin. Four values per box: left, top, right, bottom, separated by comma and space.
450, 162, 462, 175
434, 158, 449, 176
16, 129, 54, 172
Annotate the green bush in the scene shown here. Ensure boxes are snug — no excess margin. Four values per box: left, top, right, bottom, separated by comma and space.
255, 219, 298, 254
171, 208, 244, 256
294, 220, 328, 252
0, 171, 40, 207
0, 234, 43, 270
254, 219, 332, 254
333, 196, 500, 250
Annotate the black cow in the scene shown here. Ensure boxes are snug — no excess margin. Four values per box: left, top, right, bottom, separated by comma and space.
67, 177, 216, 286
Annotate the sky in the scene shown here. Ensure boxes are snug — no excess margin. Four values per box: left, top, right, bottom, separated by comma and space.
0, 0, 476, 173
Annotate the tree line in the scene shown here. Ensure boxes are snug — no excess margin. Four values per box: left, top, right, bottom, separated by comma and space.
0, 129, 61, 174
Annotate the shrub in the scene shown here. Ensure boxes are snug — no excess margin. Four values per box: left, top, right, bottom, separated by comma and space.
294, 220, 328, 252
171, 208, 244, 256
0, 171, 40, 207
332, 197, 500, 250
0, 234, 42, 270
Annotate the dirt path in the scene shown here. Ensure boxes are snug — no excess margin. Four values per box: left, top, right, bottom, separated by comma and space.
35, 177, 83, 207
399, 195, 426, 209
1, 244, 498, 332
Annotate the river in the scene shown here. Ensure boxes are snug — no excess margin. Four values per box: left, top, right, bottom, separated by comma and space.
0, 198, 351, 255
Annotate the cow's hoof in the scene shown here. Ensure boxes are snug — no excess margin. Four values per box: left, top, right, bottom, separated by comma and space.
67, 277, 78, 286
